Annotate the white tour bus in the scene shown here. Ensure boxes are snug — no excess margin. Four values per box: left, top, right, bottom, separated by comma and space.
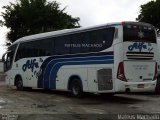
2, 21, 158, 97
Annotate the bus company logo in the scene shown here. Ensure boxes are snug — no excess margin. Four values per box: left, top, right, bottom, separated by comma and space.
22, 59, 39, 72
138, 31, 144, 38
128, 42, 148, 52
128, 42, 153, 52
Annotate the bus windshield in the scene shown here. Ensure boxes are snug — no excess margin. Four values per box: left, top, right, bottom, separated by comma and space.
123, 23, 156, 43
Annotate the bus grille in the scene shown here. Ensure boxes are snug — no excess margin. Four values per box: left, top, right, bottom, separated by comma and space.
97, 69, 113, 90
126, 52, 154, 60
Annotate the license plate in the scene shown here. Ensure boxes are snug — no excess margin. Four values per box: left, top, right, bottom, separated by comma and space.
137, 84, 144, 88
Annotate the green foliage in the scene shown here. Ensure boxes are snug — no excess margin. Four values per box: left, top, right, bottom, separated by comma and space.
1, 0, 80, 43
137, 0, 160, 33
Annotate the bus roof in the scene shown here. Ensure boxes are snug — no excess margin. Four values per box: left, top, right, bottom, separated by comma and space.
12, 21, 153, 45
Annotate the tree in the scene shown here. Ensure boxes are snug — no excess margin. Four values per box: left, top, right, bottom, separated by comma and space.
136, 0, 160, 33
1, 0, 80, 43
0, 20, 3, 27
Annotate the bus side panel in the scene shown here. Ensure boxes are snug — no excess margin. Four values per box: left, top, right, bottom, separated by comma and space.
56, 66, 88, 91
5, 70, 16, 86
87, 67, 98, 92
13, 57, 46, 88
41, 52, 114, 90
87, 65, 114, 93
57, 64, 114, 93
113, 42, 124, 92
5, 59, 28, 86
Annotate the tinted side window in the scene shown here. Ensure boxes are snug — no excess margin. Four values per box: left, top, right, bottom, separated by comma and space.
80, 32, 90, 53
70, 33, 81, 54
70, 27, 115, 54
54, 35, 70, 55
15, 39, 54, 61
89, 27, 115, 52
26, 41, 39, 57
100, 27, 115, 50
89, 30, 101, 52
35, 39, 54, 56
15, 43, 27, 61
70, 32, 90, 54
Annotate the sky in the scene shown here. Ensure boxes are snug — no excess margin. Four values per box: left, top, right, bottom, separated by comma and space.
0, 0, 151, 58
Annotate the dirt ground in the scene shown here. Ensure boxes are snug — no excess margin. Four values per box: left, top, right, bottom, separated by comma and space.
0, 81, 160, 120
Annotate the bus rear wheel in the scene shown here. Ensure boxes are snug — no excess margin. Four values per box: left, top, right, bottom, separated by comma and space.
156, 76, 160, 94
70, 79, 83, 97
15, 76, 23, 91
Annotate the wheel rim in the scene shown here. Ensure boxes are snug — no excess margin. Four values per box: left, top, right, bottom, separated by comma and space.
72, 82, 80, 95
17, 80, 22, 88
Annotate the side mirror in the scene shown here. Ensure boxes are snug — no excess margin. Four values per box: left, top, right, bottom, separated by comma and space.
2, 51, 11, 62
2, 53, 6, 62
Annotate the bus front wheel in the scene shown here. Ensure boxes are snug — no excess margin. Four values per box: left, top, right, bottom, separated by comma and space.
15, 76, 23, 91
70, 79, 83, 97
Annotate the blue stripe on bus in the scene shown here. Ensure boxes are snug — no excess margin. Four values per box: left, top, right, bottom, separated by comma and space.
44, 56, 113, 89
48, 59, 114, 89
43, 56, 113, 88
43, 55, 113, 88
37, 51, 114, 89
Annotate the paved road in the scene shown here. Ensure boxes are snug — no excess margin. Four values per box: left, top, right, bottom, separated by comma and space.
0, 81, 160, 119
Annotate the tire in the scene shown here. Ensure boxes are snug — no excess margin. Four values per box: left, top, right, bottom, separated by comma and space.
155, 77, 160, 94
70, 79, 83, 97
15, 76, 23, 91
